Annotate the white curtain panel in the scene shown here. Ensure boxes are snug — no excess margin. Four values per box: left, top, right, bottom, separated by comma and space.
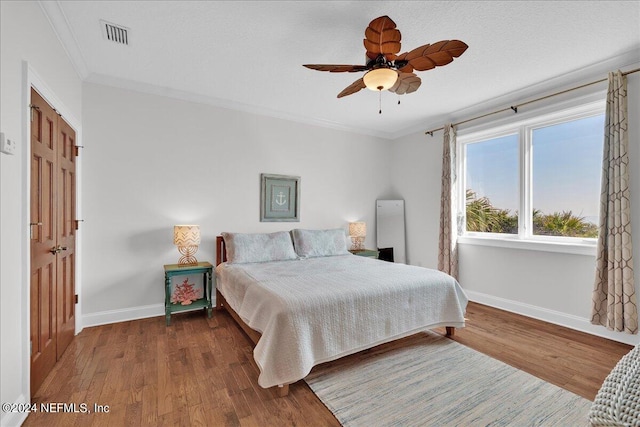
591, 70, 638, 335
438, 124, 459, 280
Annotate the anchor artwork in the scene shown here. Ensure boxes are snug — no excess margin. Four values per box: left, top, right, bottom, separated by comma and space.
260, 173, 300, 222
274, 190, 288, 208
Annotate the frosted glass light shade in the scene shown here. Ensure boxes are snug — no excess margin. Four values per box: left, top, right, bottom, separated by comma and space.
363, 68, 398, 91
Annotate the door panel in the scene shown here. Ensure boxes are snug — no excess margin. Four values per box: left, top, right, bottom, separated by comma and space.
30, 90, 59, 394
30, 88, 77, 394
56, 118, 76, 358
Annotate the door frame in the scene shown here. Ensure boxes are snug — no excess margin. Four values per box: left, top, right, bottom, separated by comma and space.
21, 61, 83, 398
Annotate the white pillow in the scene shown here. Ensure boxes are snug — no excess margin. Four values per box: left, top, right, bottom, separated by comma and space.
291, 228, 350, 258
221, 231, 298, 264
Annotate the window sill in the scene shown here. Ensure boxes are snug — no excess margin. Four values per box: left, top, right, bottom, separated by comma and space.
457, 235, 597, 256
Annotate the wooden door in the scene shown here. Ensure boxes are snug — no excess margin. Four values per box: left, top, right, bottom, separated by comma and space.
30, 88, 77, 394
56, 117, 76, 359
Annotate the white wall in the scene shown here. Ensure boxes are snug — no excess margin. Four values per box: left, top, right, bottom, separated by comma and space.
391, 62, 640, 346
81, 83, 392, 324
0, 2, 83, 426
388, 131, 442, 269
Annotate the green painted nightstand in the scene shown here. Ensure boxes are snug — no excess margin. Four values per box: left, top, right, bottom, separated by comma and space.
349, 249, 379, 259
164, 262, 213, 325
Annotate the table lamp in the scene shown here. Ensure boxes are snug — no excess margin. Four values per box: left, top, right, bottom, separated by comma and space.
173, 225, 201, 265
349, 222, 366, 251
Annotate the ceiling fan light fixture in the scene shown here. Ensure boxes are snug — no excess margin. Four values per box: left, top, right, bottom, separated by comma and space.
303, 15, 468, 100
363, 68, 398, 91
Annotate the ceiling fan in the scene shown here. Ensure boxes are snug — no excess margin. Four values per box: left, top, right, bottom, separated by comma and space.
303, 15, 468, 102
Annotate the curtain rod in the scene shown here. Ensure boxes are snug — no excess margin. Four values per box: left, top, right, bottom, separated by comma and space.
424, 67, 640, 136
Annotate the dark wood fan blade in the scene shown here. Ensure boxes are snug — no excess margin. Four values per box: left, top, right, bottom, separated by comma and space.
394, 52, 414, 73
303, 64, 369, 73
389, 73, 422, 95
337, 78, 366, 98
400, 40, 468, 72
363, 15, 401, 60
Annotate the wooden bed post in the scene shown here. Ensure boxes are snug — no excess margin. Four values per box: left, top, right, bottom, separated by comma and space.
215, 289, 224, 311
446, 327, 455, 336
277, 384, 289, 397
216, 235, 226, 266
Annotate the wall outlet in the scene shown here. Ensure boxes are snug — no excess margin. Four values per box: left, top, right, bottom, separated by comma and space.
0, 132, 16, 155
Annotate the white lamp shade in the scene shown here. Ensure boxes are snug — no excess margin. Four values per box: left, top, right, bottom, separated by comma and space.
349, 222, 367, 237
173, 225, 201, 246
363, 68, 398, 91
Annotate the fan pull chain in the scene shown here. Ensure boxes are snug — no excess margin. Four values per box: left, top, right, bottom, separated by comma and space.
379, 91, 382, 114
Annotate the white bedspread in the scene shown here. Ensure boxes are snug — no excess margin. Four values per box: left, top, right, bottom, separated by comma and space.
216, 255, 468, 388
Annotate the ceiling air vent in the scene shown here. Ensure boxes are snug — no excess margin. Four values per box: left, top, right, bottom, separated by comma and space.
100, 20, 130, 45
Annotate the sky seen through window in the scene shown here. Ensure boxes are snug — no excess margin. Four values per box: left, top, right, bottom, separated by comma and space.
465, 114, 605, 227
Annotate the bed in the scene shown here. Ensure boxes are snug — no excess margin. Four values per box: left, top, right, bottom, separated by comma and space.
214, 229, 468, 396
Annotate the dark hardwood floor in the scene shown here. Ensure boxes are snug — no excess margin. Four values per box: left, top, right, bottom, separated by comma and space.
23, 302, 632, 426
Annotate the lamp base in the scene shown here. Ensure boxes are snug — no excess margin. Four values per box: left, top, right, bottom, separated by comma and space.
177, 245, 199, 265
350, 237, 365, 251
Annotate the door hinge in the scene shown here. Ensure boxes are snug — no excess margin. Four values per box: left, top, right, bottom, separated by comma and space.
75, 294, 78, 304
29, 104, 40, 122
74, 219, 84, 230
74, 145, 83, 157
29, 222, 42, 239
30, 340, 33, 356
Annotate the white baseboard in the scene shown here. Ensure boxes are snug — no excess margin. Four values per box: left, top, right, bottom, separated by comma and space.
465, 290, 640, 346
82, 303, 164, 328
1, 394, 29, 427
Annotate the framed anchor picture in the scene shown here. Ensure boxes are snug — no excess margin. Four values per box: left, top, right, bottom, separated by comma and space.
260, 173, 300, 222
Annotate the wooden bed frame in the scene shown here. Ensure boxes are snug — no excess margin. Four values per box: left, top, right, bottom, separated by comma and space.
214, 235, 455, 397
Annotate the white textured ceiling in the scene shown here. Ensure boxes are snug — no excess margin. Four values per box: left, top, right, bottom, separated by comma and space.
42, 1, 640, 139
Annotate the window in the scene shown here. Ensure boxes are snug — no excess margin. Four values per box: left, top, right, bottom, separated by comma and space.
459, 100, 605, 249
530, 115, 604, 238
465, 134, 519, 234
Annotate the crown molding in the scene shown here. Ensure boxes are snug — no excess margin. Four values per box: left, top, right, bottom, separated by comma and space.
84, 72, 395, 140
398, 48, 640, 140
38, 0, 90, 79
